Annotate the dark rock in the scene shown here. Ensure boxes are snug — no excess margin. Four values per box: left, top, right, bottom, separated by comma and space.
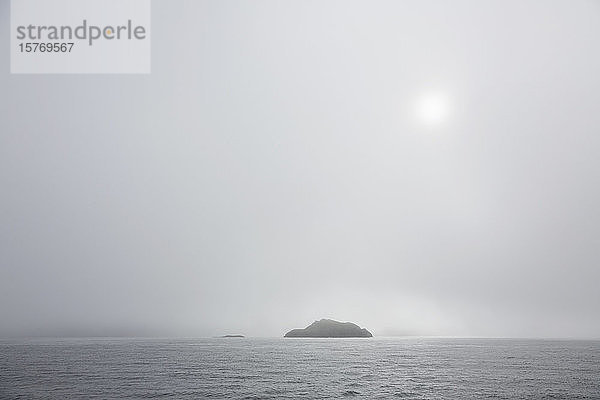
284, 319, 373, 338
220, 334, 245, 338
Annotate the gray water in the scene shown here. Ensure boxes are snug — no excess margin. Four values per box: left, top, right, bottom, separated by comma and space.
1, 338, 599, 399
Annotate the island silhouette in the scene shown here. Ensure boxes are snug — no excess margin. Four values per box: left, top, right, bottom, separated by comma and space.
284, 319, 373, 338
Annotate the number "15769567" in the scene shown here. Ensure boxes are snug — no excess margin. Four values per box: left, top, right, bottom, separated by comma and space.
19, 42, 74, 53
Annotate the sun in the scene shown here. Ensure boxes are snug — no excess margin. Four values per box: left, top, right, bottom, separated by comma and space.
416, 92, 450, 126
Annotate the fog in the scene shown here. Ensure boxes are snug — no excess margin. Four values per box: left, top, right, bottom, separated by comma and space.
1, 0, 599, 338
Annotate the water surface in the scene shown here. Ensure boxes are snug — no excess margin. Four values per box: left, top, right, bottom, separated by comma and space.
1, 338, 599, 399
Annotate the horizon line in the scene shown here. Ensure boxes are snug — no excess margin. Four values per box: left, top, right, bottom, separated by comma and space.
2, 335, 599, 341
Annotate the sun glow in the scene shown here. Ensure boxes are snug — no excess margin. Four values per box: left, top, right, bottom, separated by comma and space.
416, 92, 450, 126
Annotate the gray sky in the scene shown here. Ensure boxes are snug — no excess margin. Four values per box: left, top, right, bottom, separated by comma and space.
1, 0, 599, 338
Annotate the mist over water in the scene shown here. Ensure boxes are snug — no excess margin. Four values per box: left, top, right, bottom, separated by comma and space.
1, 0, 599, 340
1, 0, 600, 398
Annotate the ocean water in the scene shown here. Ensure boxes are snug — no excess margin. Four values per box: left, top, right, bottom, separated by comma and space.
1, 338, 599, 399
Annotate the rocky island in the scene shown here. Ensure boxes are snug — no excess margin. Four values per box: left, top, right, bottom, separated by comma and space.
220, 334, 245, 338
284, 319, 373, 338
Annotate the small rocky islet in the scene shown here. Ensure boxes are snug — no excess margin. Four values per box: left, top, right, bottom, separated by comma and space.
284, 319, 372, 338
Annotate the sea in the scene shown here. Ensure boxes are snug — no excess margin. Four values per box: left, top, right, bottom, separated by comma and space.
1, 338, 599, 399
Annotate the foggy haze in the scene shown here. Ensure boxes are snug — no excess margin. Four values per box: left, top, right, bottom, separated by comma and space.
1, 0, 599, 338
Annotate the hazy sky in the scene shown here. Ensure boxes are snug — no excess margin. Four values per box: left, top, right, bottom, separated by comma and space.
1, 0, 599, 338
